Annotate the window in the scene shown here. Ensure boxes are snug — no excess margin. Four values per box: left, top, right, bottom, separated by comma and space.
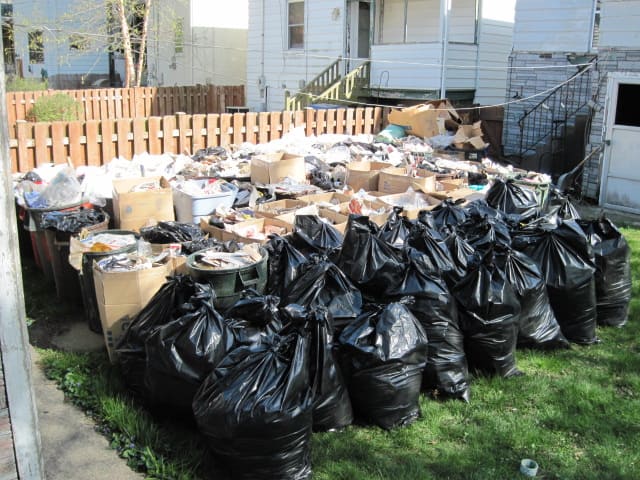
174, 17, 184, 54
376, 0, 478, 45
28, 30, 44, 64
69, 34, 89, 51
288, 0, 304, 49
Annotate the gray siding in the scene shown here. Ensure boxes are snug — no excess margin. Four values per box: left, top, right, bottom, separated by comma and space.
599, 0, 640, 48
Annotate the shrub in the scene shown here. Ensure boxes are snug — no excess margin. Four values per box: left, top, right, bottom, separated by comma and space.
5, 77, 48, 92
26, 93, 81, 122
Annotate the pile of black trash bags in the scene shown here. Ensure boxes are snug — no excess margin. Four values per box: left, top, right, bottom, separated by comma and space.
115, 178, 631, 480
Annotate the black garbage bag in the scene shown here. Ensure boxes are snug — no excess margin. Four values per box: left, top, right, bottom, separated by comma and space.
458, 214, 512, 250
485, 178, 539, 221
338, 299, 429, 429
292, 215, 343, 256
579, 216, 631, 327
455, 250, 521, 377
377, 207, 412, 247
546, 188, 581, 220
282, 305, 353, 432
512, 218, 598, 344
495, 247, 569, 349
431, 198, 468, 232
115, 275, 196, 398
406, 221, 459, 286
337, 215, 405, 298
193, 333, 313, 480
263, 235, 308, 297
386, 249, 469, 401
41, 208, 107, 233
181, 237, 241, 255
144, 284, 234, 409
464, 199, 507, 221
442, 228, 476, 284
140, 221, 205, 244
416, 209, 437, 230
281, 255, 362, 333
225, 289, 284, 345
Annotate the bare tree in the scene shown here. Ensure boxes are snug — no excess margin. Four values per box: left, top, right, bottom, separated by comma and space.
114, 0, 152, 87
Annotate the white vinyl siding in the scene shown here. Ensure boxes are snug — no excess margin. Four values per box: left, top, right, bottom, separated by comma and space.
599, 0, 640, 48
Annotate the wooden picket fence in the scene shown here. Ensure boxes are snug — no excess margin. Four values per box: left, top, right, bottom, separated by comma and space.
6, 84, 245, 124
9, 107, 385, 173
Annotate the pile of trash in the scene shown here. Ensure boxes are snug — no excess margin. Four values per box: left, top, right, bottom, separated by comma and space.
110, 183, 630, 479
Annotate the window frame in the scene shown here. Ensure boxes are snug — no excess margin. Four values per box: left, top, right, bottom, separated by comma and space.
287, 0, 305, 50
174, 17, 184, 55
28, 30, 44, 64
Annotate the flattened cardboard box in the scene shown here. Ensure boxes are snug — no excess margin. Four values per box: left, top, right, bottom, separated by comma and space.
93, 256, 185, 362
387, 100, 459, 139
255, 199, 309, 218
251, 152, 306, 184
228, 217, 294, 244
378, 167, 436, 194
112, 176, 174, 231
346, 161, 391, 192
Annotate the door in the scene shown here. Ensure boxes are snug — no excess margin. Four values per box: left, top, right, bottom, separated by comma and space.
600, 74, 640, 213
346, 1, 370, 71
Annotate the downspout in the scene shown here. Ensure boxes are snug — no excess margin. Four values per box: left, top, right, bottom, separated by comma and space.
261, 0, 266, 109
439, 0, 450, 99
190, 0, 194, 85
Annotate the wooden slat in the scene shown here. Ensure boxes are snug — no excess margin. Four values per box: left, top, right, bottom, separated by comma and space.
354, 108, 364, 134
233, 113, 244, 145
100, 120, 115, 163
68, 121, 84, 167
326, 109, 336, 134
345, 108, 355, 135
258, 112, 270, 144
220, 113, 232, 146
177, 113, 189, 154
148, 117, 162, 154
162, 115, 177, 154
16, 122, 32, 172
191, 114, 206, 152
33, 123, 50, 165
282, 111, 292, 136
245, 112, 257, 144
335, 109, 345, 134
306, 109, 314, 136
206, 114, 219, 147
85, 120, 100, 166
316, 109, 326, 135
132, 117, 147, 155
269, 112, 281, 141
294, 110, 305, 129
51, 122, 66, 164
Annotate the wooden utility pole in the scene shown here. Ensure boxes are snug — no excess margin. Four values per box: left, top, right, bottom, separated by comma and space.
0, 36, 45, 479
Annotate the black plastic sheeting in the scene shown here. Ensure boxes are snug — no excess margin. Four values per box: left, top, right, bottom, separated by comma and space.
431, 198, 468, 231
181, 238, 242, 255
140, 221, 206, 244
282, 305, 353, 432
40, 208, 107, 233
337, 300, 429, 429
546, 189, 581, 221
144, 284, 234, 410
485, 178, 540, 222
338, 215, 405, 298
224, 290, 284, 346
455, 249, 521, 378
193, 333, 313, 480
442, 229, 475, 284
494, 247, 569, 350
512, 218, 598, 344
377, 207, 413, 247
386, 248, 470, 401
264, 235, 308, 297
292, 215, 343, 257
458, 214, 512, 250
407, 222, 460, 286
579, 217, 632, 327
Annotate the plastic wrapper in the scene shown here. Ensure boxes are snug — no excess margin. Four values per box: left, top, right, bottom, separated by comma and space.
495, 247, 569, 350
37, 166, 83, 208
338, 300, 429, 429
193, 333, 313, 480
282, 305, 353, 432
264, 235, 309, 297
377, 207, 412, 247
431, 199, 468, 231
281, 255, 362, 330
579, 217, 631, 327
40, 208, 107, 233
485, 178, 539, 222
140, 221, 205, 244
292, 215, 343, 256
455, 250, 521, 378
115, 275, 197, 398
512, 218, 598, 344
338, 215, 406, 299
386, 248, 470, 401
144, 284, 234, 409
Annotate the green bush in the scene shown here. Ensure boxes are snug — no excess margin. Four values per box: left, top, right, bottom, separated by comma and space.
26, 93, 81, 122
5, 76, 48, 92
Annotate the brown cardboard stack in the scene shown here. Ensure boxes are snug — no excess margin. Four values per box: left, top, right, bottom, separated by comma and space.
345, 161, 392, 192
452, 121, 489, 151
387, 100, 460, 138
378, 167, 436, 194
250, 152, 306, 184
112, 176, 175, 231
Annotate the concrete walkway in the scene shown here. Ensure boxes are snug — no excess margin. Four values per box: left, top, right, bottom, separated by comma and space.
31, 323, 142, 480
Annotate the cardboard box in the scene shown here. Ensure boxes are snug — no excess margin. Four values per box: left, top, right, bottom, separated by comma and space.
377, 192, 440, 219
112, 176, 174, 231
452, 121, 489, 151
429, 187, 483, 202
251, 152, 306, 184
93, 257, 183, 362
198, 217, 237, 242
255, 199, 309, 218
228, 217, 294, 244
387, 100, 459, 139
378, 167, 437, 194
296, 192, 353, 205
346, 161, 391, 192
276, 207, 348, 234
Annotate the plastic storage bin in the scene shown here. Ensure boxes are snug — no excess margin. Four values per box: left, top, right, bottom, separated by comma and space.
173, 180, 238, 223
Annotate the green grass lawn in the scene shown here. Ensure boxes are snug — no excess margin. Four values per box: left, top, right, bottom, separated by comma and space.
34, 227, 640, 480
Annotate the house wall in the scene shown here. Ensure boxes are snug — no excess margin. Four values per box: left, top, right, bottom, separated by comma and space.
512, 0, 596, 53
13, 0, 111, 86
246, 0, 345, 111
148, 0, 248, 88
599, 0, 640, 48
